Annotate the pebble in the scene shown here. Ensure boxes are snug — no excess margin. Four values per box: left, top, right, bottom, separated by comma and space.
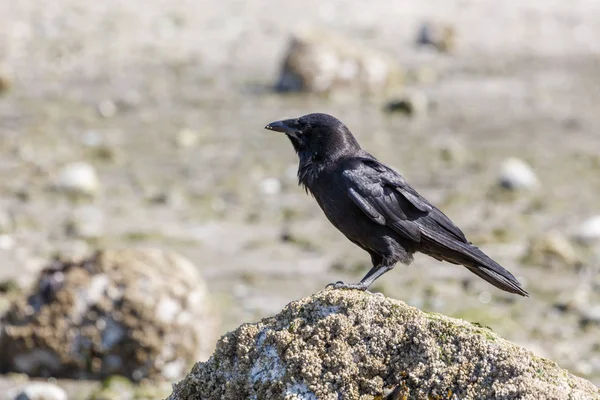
416, 21, 456, 53
0, 208, 14, 233
56, 162, 100, 196
498, 158, 539, 190
0, 63, 13, 93
384, 91, 429, 116
176, 128, 200, 148
12, 382, 67, 400
97, 99, 117, 118
574, 215, 600, 245
65, 206, 105, 239
522, 231, 579, 267
259, 177, 282, 195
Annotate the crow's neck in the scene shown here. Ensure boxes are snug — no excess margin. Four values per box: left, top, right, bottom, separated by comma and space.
297, 150, 323, 192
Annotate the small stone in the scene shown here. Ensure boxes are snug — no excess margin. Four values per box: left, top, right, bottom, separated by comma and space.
384, 91, 429, 116
56, 162, 100, 196
0, 63, 13, 93
11, 382, 67, 400
97, 100, 117, 118
574, 215, 600, 245
81, 130, 104, 148
0, 208, 14, 233
497, 158, 539, 190
259, 178, 282, 196
580, 305, 600, 327
175, 128, 200, 148
65, 206, 105, 239
521, 231, 580, 268
437, 136, 467, 165
0, 234, 15, 250
416, 21, 456, 53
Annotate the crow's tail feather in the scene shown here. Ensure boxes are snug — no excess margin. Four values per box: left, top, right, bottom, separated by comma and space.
421, 227, 529, 297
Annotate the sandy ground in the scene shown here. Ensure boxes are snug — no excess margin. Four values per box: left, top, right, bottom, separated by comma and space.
1, 0, 600, 396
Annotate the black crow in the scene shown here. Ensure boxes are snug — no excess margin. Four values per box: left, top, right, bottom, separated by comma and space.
265, 113, 528, 296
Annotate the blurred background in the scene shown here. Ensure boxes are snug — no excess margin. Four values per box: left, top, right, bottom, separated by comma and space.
1, 0, 600, 398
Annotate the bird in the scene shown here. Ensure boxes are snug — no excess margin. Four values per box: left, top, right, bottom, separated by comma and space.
265, 113, 528, 296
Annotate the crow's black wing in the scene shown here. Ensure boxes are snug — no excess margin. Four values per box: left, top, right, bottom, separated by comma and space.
342, 157, 528, 296
342, 157, 468, 244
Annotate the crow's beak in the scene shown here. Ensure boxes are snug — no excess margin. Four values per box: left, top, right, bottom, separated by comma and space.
265, 119, 300, 136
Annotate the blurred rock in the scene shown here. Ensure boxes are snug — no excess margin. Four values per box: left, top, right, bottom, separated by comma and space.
258, 177, 281, 196
11, 382, 67, 400
167, 290, 599, 400
145, 187, 187, 208
0, 208, 14, 233
437, 136, 467, 165
574, 216, 600, 245
521, 231, 581, 268
498, 158, 539, 190
275, 29, 404, 94
65, 206, 105, 239
580, 305, 600, 328
0, 249, 217, 381
0, 63, 13, 94
384, 91, 429, 116
56, 162, 100, 197
416, 21, 457, 53
97, 100, 117, 118
0, 234, 15, 250
554, 285, 590, 313
175, 128, 200, 149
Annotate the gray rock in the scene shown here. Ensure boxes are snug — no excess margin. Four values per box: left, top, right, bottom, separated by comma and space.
11, 382, 67, 400
384, 91, 430, 116
416, 21, 457, 53
275, 29, 404, 95
574, 215, 600, 245
56, 162, 100, 197
168, 290, 599, 400
97, 100, 117, 118
498, 158, 539, 190
0, 249, 217, 381
521, 231, 581, 268
65, 206, 105, 239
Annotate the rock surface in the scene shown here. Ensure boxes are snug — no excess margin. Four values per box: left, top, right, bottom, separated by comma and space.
168, 290, 600, 400
275, 29, 404, 94
0, 249, 216, 381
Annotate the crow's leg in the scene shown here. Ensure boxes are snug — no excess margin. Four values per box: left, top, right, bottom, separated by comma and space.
326, 263, 394, 291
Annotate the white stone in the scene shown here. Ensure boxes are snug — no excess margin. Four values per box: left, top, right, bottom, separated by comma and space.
259, 177, 282, 195
575, 215, 600, 244
12, 383, 67, 400
498, 158, 539, 190
56, 162, 100, 196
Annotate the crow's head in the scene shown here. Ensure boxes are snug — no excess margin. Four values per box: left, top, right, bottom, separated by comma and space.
265, 113, 361, 162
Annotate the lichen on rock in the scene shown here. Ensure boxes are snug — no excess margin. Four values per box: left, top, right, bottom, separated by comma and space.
168, 290, 600, 400
0, 249, 217, 381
